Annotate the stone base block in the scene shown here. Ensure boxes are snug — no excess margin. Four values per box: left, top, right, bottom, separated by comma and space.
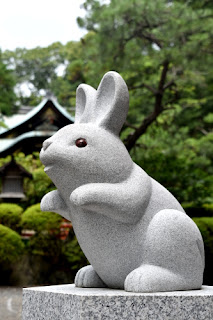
22, 284, 213, 320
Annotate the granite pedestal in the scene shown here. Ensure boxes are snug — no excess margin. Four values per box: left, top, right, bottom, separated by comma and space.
22, 284, 213, 320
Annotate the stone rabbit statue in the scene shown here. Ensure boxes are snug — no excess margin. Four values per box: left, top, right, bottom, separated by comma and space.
40, 71, 204, 293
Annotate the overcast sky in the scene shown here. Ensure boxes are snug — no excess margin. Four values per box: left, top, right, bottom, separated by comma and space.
0, 0, 87, 51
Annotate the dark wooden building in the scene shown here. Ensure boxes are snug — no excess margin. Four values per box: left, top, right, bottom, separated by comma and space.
0, 97, 74, 157
0, 158, 32, 201
0, 97, 74, 201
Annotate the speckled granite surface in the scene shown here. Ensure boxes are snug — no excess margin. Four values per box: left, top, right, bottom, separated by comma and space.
22, 284, 213, 320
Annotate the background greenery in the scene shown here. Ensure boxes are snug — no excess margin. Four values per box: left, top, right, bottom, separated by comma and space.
0, 0, 212, 285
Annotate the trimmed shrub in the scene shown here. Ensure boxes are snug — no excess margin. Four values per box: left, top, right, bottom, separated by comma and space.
0, 203, 23, 231
21, 203, 62, 232
21, 203, 64, 260
202, 203, 213, 215
193, 217, 213, 285
0, 224, 24, 265
62, 234, 88, 272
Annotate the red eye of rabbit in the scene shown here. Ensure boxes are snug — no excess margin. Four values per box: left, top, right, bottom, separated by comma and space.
75, 138, 87, 148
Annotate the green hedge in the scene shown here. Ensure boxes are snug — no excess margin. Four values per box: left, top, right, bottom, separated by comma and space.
0, 203, 23, 231
21, 203, 64, 259
202, 203, 213, 214
193, 217, 213, 285
21, 203, 62, 232
0, 224, 24, 265
62, 233, 88, 272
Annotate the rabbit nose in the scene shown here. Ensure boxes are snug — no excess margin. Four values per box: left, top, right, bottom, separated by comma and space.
42, 140, 52, 151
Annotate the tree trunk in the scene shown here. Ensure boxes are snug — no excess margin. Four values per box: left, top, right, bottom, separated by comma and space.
125, 60, 169, 152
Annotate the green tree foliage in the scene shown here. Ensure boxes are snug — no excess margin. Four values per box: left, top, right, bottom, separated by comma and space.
0, 203, 23, 231
75, 0, 213, 207
0, 51, 16, 115
2, 43, 65, 106
0, 224, 24, 265
78, 0, 213, 149
132, 126, 213, 207
51, 41, 86, 110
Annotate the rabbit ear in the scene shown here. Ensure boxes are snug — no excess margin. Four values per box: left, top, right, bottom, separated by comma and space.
94, 71, 129, 135
75, 84, 96, 123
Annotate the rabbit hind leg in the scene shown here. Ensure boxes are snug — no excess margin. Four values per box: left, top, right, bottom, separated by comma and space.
125, 209, 204, 293
124, 264, 196, 293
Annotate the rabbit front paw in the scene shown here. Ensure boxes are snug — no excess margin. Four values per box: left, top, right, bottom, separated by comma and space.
75, 265, 106, 288
41, 190, 70, 220
70, 189, 83, 206
41, 191, 56, 211
70, 185, 93, 207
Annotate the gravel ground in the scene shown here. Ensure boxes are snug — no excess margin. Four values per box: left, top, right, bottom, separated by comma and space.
0, 287, 22, 320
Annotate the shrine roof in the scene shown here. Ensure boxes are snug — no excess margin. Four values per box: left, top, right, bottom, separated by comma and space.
0, 97, 75, 137
0, 97, 75, 156
0, 131, 56, 155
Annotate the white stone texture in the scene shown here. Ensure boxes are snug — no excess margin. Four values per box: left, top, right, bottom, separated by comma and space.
22, 284, 213, 320
40, 71, 204, 292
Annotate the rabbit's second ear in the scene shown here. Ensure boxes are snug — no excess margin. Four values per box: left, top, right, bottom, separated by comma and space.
75, 84, 96, 123
94, 71, 129, 135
